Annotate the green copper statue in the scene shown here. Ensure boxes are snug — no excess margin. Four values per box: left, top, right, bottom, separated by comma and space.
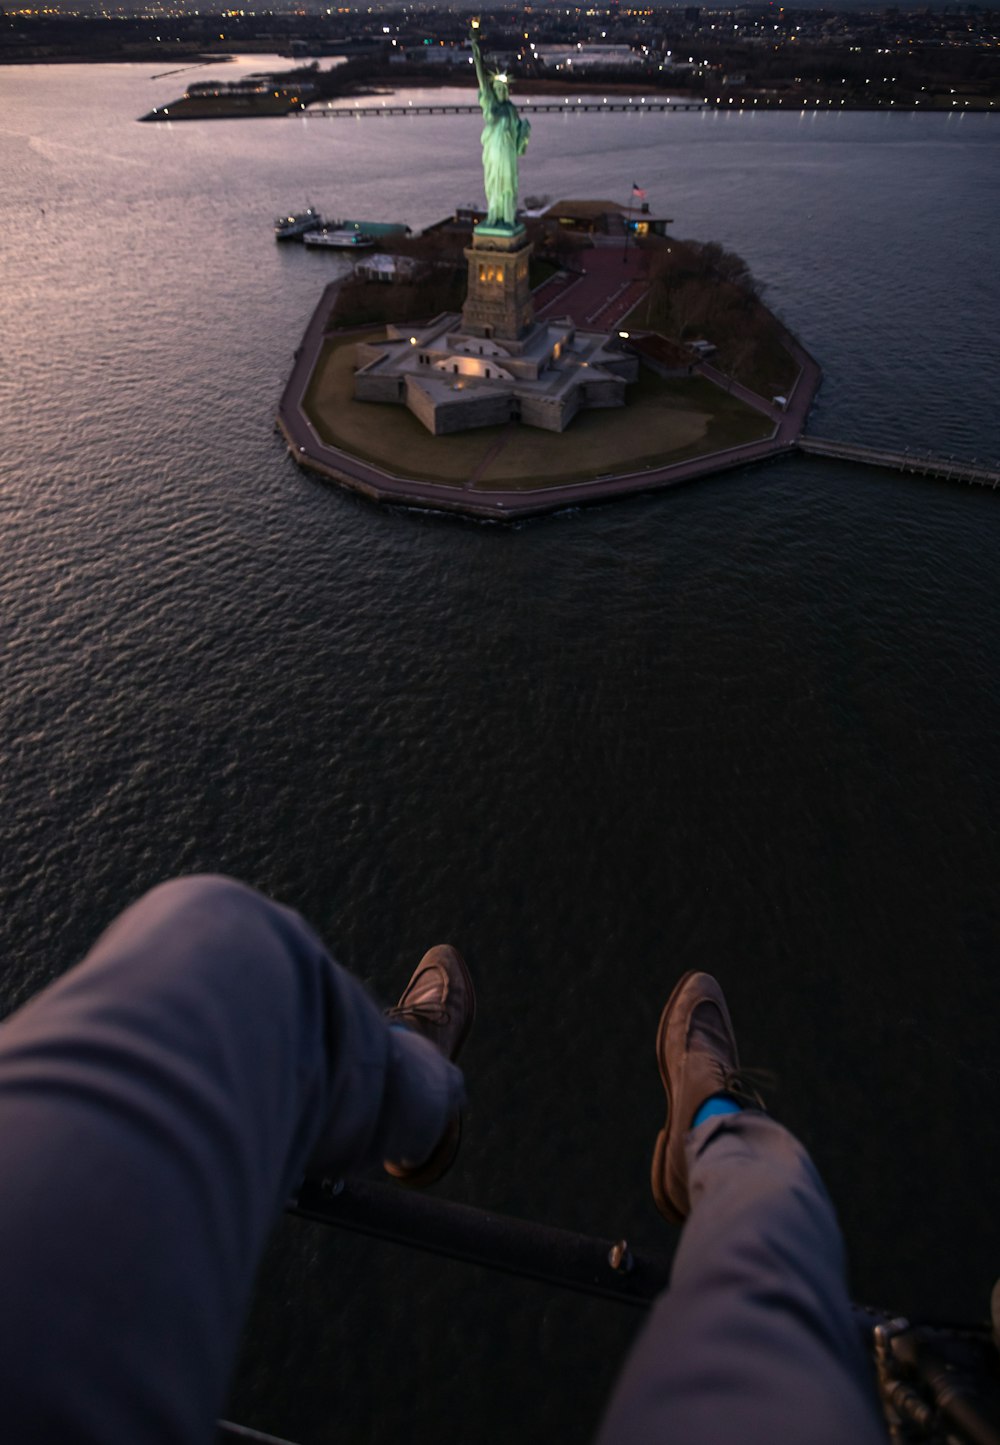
470, 26, 531, 231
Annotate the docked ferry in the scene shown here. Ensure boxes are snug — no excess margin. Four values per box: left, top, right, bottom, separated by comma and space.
303, 228, 376, 251
275, 207, 323, 241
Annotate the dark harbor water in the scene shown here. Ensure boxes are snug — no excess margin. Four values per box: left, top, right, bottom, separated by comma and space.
2, 61, 1000, 1443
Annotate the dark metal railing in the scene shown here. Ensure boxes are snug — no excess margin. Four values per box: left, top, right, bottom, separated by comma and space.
287, 1176, 671, 1308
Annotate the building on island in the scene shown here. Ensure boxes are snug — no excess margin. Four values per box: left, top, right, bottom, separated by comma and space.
353, 253, 417, 284
353, 224, 638, 435
544, 198, 673, 239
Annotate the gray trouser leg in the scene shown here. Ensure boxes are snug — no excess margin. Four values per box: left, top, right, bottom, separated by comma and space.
0, 875, 463, 1445
595, 1112, 887, 1444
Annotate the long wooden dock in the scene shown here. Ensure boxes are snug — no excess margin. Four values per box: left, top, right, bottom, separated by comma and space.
799, 436, 1000, 488
302, 99, 707, 118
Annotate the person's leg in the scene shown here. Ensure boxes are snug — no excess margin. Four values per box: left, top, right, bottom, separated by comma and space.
595, 972, 886, 1445
0, 875, 466, 1445
597, 1112, 886, 1443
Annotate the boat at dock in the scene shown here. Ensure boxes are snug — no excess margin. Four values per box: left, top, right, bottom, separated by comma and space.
303, 228, 377, 250
275, 207, 323, 241
276, 212, 411, 244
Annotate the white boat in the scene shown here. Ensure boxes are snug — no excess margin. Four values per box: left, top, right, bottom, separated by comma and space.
275, 207, 322, 240
303, 228, 377, 250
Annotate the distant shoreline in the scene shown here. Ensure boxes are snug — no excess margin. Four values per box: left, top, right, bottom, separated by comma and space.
6, 47, 993, 116
0, 49, 236, 67
142, 79, 997, 118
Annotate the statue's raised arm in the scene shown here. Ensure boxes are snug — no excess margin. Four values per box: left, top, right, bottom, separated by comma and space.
469, 25, 531, 231
471, 33, 490, 104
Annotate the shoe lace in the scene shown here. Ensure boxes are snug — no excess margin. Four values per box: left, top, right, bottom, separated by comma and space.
386, 999, 452, 1029
719, 1065, 775, 1111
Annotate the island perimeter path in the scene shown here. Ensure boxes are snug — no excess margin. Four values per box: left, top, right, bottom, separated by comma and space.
276, 245, 822, 521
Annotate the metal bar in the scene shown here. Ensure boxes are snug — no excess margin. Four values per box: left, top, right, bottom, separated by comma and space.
288, 1178, 672, 1308
287, 1184, 896, 1342
217, 1422, 301, 1443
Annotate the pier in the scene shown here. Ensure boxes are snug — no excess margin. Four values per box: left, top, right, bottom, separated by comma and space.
799, 436, 1000, 488
301, 99, 708, 119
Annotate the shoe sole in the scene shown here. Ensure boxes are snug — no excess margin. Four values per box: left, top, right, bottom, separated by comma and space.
650, 968, 699, 1226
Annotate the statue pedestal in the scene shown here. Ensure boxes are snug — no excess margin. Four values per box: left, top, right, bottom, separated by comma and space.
461, 226, 534, 342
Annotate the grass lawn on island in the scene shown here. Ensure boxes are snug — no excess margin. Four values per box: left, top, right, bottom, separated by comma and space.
303, 331, 775, 492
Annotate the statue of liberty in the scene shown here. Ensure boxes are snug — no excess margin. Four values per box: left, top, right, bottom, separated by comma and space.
470, 26, 531, 231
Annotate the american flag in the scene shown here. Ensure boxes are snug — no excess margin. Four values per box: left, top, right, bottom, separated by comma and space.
632, 183, 647, 199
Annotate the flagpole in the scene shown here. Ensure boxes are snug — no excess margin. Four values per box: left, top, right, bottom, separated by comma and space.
623, 186, 633, 267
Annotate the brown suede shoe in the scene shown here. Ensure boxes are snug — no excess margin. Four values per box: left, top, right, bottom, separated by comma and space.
383, 945, 475, 1188
651, 970, 763, 1224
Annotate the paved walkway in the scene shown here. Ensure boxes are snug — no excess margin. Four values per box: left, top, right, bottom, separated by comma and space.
275, 256, 823, 521
534, 245, 648, 331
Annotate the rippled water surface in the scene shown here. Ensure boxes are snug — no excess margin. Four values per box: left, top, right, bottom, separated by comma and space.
2, 62, 1000, 1444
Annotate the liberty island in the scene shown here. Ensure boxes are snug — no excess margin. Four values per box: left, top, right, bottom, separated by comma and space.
278, 23, 999, 514
277, 25, 823, 516
277, 31, 819, 518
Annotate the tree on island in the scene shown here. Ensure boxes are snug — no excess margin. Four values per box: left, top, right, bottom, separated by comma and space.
634, 236, 795, 396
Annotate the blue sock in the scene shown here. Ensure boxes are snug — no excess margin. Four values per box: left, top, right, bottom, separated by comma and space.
692, 1094, 743, 1129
